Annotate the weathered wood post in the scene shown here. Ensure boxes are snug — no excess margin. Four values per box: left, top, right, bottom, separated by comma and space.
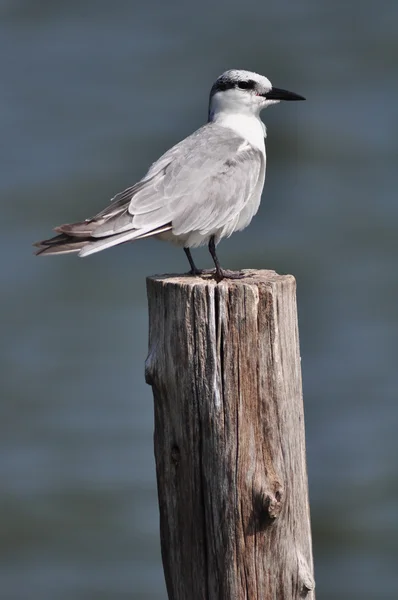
145, 269, 315, 600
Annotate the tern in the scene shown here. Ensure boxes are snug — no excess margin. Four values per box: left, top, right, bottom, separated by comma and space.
34, 69, 305, 281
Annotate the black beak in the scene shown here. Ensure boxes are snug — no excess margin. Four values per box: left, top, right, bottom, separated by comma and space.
264, 87, 305, 101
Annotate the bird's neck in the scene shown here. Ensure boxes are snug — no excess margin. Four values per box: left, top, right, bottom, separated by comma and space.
209, 110, 266, 152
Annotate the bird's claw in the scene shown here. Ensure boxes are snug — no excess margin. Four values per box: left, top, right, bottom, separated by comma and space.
188, 268, 216, 276
214, 269, 249, 283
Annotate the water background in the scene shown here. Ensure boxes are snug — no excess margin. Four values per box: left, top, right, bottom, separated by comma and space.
1, 1, 398, 598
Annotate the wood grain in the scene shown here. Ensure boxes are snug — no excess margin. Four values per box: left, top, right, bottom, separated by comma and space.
146, 270, 315, 600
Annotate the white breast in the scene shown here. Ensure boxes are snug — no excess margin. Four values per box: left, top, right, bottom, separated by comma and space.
211, 113, 266, 152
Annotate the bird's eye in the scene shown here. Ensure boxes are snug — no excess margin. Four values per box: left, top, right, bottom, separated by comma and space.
237, 80, 254, 90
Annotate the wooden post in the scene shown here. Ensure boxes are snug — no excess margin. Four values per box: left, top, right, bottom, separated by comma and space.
145, 270, 315, 600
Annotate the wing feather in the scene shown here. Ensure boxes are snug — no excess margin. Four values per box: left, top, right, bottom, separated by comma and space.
49, 123, 264, 246
128, 123, 263, 236
168, 148, 263, 236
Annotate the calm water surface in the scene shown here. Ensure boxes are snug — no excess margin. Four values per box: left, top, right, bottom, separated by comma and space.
1, 1, 397, 598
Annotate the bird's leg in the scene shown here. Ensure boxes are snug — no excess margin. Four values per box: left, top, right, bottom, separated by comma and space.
208, 236, 224, 281
184, 247, 199, 274
208, 236, 248, 282
183, 247, 214, 276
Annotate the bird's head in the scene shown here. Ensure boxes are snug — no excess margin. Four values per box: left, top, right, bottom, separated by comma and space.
208, 69, 305, 121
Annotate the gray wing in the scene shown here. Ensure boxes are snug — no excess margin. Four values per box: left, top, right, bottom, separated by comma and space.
93, 123, 263, 238
170, 140, 263, 236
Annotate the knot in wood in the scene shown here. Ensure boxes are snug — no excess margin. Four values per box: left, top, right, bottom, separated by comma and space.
261, 486, 284, 520
249, 485, 284, 532
170, 444, 181, 467
144, 349, 156, 386
297, 550, 315, 597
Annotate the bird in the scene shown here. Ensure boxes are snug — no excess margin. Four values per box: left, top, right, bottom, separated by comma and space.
34, 69, 305, 281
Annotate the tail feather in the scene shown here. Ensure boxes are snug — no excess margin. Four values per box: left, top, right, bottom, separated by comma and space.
54, 220, 101, 237
34, 223, 172, 257
34, 233, 91, 256
35, 170, 174, 258
78, 224, 172, 257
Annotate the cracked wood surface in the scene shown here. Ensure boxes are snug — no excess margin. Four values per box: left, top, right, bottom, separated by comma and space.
145, 270, 315, 600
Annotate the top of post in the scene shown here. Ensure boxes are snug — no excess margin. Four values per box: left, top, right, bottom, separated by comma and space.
146, 269, 295, 289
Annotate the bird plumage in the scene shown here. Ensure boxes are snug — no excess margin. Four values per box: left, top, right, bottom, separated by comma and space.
34, 68, 305, 279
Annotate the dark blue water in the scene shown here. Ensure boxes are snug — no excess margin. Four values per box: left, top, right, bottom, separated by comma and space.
1, 1, 397, 598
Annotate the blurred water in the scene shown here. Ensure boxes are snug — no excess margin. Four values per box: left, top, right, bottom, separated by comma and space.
1, 1, 397, 598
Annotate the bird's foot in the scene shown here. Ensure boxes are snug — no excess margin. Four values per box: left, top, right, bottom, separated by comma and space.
188, 268, 216, 277
214, 269, 249, 283
188, 266, 251, 283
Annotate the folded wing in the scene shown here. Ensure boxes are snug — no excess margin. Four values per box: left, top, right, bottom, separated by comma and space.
35, 123, 263, 257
